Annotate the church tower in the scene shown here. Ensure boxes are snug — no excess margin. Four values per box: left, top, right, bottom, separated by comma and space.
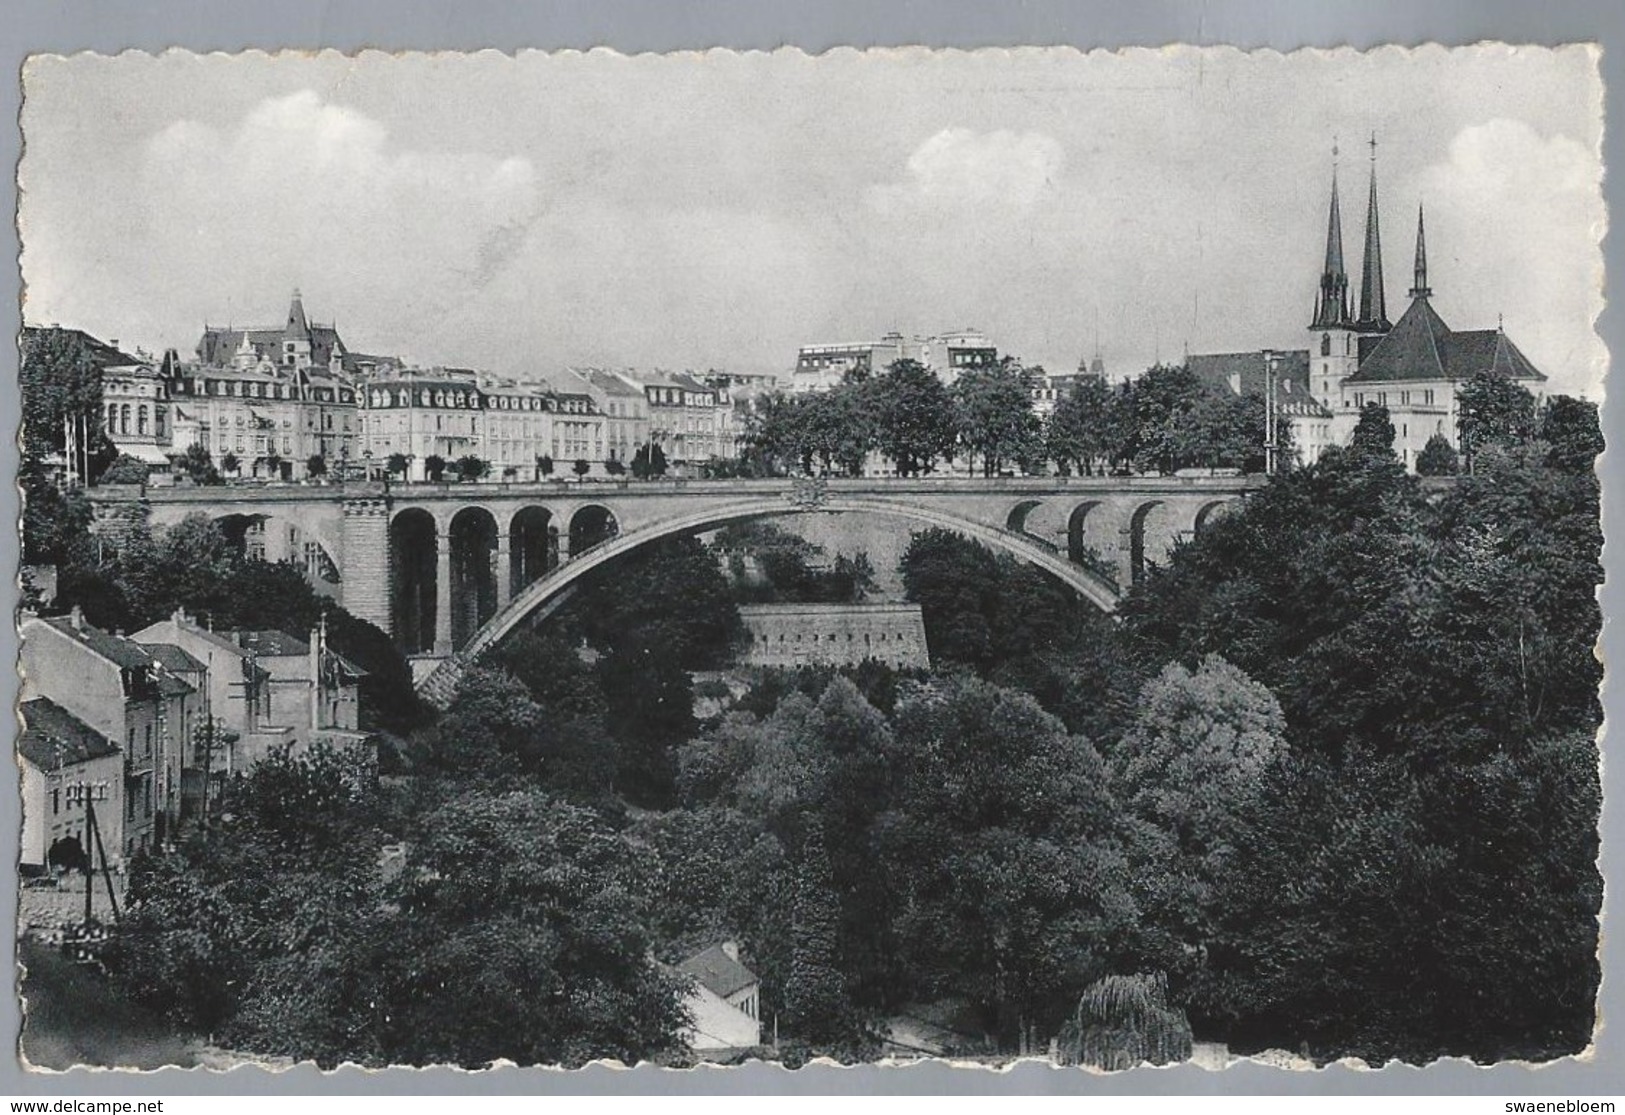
1354, 134, 1392, 347
1308, 147, 1359, 412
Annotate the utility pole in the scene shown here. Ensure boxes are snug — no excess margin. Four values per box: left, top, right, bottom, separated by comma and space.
1263, 350, 1280, 476
64, 780, 117, 928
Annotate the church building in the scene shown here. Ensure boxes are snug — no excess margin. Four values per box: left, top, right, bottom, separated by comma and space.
1195, 140, 1549, 472
1306, 140, 1548, 469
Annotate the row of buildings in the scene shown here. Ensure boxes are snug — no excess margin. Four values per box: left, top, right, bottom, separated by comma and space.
68, 140, 1551, 483
18, 605, 368, 873
78, 294, 1045, 485
86, 293, 759, 484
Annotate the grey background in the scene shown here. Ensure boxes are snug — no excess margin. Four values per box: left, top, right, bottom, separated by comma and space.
1, 0, 1619, 1096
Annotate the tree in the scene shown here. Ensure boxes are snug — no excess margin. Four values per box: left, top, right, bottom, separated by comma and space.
99, 454, 150, 486
1047, 375, 1116, 476
264, 453, 284, 480
1539, 395, 1603, 475
389, 790, 690, 1067
1131, 364, 1206, 474
387, 452, 409, 479
424, 454, 447, 482
1415, 433, 1459, 477
431, 665, 548, 781
536, 454, 554, 479
604, 458, 626, 476
782, 820, 859, 1046
175, 443, 221, 485
1349, 402, 1398, 465
952, 359, 1042, 476
221, 452, 241, 476
305, 454, 327, 479
1457, 371, 1537, 473
868, 360, 957, 477
573, 457, 591, 478
20, 326, 106, 465
631, 443, 669, 479
455, 455, 489, 482
1111, 656, 1287, 975
880, 676, 1132, 1047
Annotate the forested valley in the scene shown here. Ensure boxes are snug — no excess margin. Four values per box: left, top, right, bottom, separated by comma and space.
35, 396, 1601, 1069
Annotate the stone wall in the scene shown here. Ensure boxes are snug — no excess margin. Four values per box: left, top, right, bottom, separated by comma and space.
737, 602, 930, 670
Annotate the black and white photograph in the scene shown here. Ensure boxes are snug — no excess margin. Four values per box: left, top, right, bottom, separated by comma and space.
11, 44, 1606, 1073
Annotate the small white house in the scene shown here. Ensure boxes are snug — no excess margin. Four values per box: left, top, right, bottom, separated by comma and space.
678, 941, 762, 1052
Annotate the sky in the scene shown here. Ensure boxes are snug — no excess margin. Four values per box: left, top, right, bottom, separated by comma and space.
17, 46, 1606, 398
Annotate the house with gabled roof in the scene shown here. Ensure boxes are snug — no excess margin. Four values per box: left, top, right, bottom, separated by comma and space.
20, 609, 201, 860
676, 941, 763, 1052
19, 697, 125, 872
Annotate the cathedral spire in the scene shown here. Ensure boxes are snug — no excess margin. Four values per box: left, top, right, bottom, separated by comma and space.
1409, 202, 1431, 300
1310, 144, 1352, 329
1356, 133, 1391, 332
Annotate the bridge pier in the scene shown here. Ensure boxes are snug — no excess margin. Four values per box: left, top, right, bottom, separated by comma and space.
340, 498, 391, 632
494, 531, 512, 609
434, 531, 453, 655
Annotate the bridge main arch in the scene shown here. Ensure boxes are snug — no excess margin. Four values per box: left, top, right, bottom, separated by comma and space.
416, 493, 1124, 706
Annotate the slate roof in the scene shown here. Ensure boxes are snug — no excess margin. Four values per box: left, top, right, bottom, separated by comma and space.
18, 697, 121, 771
678, 944, 759, 999
236, 629, 310, 656
1346, 298, 1549, 385
233, 629, 367, 677
22, 325, 143, 369
196, 324, 347, 369
576, 368, 646, 397
41, 615, 156, 670
140, 642, 207, 675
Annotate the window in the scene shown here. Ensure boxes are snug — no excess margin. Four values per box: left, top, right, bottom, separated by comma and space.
51, 787, 59, 815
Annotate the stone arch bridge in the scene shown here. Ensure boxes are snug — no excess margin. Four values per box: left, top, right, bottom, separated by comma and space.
91, 475, 1260, 707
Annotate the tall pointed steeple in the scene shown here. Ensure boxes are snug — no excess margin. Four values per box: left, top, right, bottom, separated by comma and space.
1310, 145, 1352, 329
1355, 133, 1391, 332
1409, 202, 1431, 300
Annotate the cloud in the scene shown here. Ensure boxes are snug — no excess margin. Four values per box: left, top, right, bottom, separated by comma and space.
25, 90, 540, 359
1415, 118, 1604, 397
868, 128, 1066, 214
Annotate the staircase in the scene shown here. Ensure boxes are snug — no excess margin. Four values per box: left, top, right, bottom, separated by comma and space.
418, 653, 470, 710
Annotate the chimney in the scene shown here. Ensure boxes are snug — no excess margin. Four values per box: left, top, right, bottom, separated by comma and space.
721, 941, 740, 962
69, 605, 84, 632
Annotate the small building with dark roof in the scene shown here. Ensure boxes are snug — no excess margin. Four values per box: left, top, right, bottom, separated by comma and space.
676, 942, 762, 1052
19, 697, 125, 870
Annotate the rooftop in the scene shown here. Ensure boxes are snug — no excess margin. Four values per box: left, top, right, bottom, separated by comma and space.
678, 943, 758, 999
19, 697, 121, 770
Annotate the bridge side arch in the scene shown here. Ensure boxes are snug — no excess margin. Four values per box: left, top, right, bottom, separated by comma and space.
418, 495, 1124, 704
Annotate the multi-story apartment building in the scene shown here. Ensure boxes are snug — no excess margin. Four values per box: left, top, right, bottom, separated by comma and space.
164, 356, 359, 479
19, 610, 200, 860
790, 330, 999, 393
577, 368, 650, 466
474, 375, 555, 479
357, 370, 488, 480
613, 370, 736, 466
